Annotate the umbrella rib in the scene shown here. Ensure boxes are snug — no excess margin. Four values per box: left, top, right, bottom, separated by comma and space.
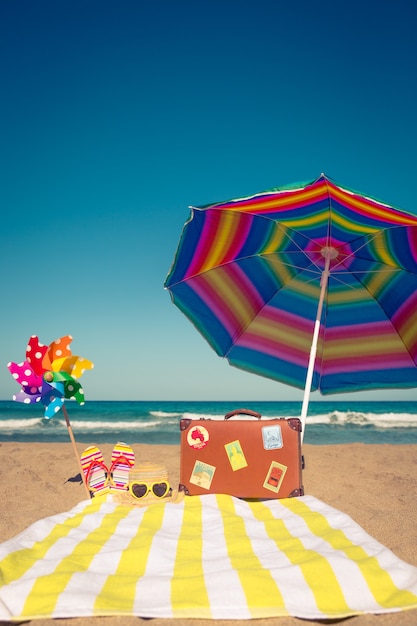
331, 264, 417, 368
331, 227, 416, 273
324, 174, 333, 250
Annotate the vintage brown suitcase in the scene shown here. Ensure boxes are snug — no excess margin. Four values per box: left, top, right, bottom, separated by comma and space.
179, 408, 304, 499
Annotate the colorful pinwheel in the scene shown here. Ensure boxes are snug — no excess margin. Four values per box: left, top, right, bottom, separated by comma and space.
7, 335, 94, 497
7, 334, 94, 419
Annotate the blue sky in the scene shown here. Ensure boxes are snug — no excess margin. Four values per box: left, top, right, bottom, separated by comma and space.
1, 0, 416, 403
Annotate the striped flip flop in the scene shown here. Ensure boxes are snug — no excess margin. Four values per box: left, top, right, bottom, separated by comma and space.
110, 442, 135, 490
80, 446, 110, 495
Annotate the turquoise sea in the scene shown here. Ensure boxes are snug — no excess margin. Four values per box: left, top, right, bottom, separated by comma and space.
0, 400, 416, 445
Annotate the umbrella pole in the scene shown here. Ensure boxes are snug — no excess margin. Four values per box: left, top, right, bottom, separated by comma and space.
300, 249, 333, 441
62, 405, 91, 498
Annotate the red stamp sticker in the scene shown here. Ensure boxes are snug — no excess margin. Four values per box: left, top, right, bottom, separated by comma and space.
263, 461, 287, 494
187, 425, 209, 449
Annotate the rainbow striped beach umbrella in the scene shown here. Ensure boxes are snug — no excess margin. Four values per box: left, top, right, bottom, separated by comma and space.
165, 174, 417, 432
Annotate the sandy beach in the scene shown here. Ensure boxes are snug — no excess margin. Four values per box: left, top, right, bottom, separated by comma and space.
0, 441, 416, 626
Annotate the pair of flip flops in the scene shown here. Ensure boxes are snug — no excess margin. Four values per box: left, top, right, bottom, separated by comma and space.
81, 442, 135, 496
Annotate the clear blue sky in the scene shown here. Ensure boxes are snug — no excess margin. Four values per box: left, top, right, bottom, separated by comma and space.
1, 0, 416, 403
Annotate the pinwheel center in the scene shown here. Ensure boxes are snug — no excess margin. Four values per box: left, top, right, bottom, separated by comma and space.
44, 371, 54, 382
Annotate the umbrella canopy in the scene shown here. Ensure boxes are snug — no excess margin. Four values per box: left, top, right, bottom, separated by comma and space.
165, 174, 417, 428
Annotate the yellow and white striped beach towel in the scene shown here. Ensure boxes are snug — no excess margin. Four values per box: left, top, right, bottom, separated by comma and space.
1, 493, 417, 621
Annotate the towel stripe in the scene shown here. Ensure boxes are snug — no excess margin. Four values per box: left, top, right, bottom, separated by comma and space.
247, 498, 351, 615
217, 493, 287, 617
201, 494, 252, 618
281, 497, 417, 610
94, 505, 166, 614
171, 494, 211, 617
53, 504, 141, 617
0, 496, 105, 586
235, 498, 320, 615
21, 501, 129, 618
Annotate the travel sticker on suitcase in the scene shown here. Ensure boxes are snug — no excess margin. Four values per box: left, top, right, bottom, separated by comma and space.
189, 460, 216, 489
224, 440, 248, 471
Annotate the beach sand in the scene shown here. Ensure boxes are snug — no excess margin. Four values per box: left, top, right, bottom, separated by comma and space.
0, 441, 416, 626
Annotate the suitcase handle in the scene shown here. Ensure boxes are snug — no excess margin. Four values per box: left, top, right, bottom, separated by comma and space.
224, 408, 262, 420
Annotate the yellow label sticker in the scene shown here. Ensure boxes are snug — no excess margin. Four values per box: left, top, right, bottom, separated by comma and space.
224, 440, 248, 471
263, 461, 287, 493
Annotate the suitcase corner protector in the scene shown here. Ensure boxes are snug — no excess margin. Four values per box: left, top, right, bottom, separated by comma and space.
180, 418, 192, 431
287, 417, 302, 432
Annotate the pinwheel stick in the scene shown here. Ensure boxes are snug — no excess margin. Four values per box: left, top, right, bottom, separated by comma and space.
62, 405, 91, 498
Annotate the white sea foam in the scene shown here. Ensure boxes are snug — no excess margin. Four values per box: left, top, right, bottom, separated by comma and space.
69, 419, 170, 431
0, 418, 176, 434
306, 411, 417, 428
0, 418, 42, 430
